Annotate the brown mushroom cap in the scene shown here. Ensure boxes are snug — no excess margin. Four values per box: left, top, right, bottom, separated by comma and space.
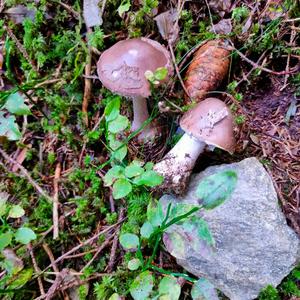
97, 38, 173, 98
180, 98, 235, 153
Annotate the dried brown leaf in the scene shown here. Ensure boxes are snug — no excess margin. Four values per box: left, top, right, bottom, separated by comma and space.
154, 9, 179, 46
211, 19, 232, 34
4, 5, 36, 24
208, 0, 232, 17
83, 0, 103, 28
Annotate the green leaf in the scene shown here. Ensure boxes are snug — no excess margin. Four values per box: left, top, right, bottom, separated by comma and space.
133, 170, 163, 187
119, 233, 139, 250
128, 258, 141, 271
105, 96, 120, 122
0, 112, 21, 141
154, 67, 168, 81
130, 271, 154, 300
104, 166, 125, 186
15, 227, 37, 245
191, 278, 219, 300
196, 171, 237, 210
0, 232, 13, 251
8, 205, 25, 218
8, 268, 33, 289
125, 163, 144, 178
112, 178, 132, 199
147, 200, 164, 227
108, 115, 129, 133
140, 221, 154, 239
108, 293, 122, 300
118, 1, 131, 17
108, 135, 127, 161
4, 93, 31, 115
158, 276, 181, 300
144, 162, 154, 170
163, 231, 186, 259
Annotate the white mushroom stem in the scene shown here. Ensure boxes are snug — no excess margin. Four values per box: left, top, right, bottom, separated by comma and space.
131, 96, 157, 142
154, 133, 206, 187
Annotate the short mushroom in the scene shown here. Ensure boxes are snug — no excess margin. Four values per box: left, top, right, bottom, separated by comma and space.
153, 98, 235, 195
97, 38, 173, 142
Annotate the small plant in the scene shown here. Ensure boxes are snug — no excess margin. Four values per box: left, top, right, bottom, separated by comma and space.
103, 95, 163, 199
118, 170, 237, 299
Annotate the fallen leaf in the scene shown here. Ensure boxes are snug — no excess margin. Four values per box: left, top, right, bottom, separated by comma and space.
211, 19, 232, 34
83, 0, 103, 27
4, 5, 36, 24
154, 9, 179, 46
208, 0, 232, 17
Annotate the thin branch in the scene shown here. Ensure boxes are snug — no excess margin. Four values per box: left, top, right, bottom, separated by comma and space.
53, 162, 61, 240
0, 147, 53, 203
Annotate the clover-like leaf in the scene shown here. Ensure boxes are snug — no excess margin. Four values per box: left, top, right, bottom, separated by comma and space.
191, 278, 219, 300
112, 178, 132, 199
0, 112, 21, 141
140, 221, 154, 239
15, 227, 36, 245
130, 271, 154, 300
103, 166, 125, 186
0, 232, 13, 251
4, 93, 31, 115
128, 258, 141, 271
158, 276, 181, 300
147, 200, 164, 227
125, 162, 144, 178
108, 115, 129, 133
8, 205, 25, 219
196, 171, 237, 210
105, 96, 120, 122
133, 170, 163, 187
119, 233, 139, 250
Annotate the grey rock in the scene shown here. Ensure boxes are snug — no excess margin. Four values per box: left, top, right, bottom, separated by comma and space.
161, 157, 300, 300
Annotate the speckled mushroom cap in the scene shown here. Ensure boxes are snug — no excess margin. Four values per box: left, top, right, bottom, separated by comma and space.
97, 38, 173, 98
180, 98, 235, 153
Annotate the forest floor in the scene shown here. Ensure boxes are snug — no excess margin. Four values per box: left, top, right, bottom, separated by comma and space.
0, 0, 299, 299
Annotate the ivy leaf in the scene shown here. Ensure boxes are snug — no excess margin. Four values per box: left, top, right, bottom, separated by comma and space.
8, 205, 25, 219
3, 93, 31, 115
128, 258, 141, 271
125, 163, 144, 178
15, 227, 37, 245
105, 96, 120, 122
196, 171, 237, 210
103, 166, 125, 186
108, 115, 129, 133
0, 232, 13, 251
191, 278, 219, 300
133, 170, 163, 187
158, 276, 181, 300
119, 233, 139, 250
0, 112, 21, 141
130, 271, 154, 300
118, 0, 131, 17
112, 178, 132, 199
140, 221, 154, 239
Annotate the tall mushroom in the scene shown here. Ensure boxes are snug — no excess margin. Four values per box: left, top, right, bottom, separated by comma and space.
153, 98, 235, 195
97, 38, 173, 143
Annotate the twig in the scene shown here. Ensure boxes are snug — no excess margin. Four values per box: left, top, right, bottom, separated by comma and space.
231, 46, 299, 75
40, 219, 126, 274
80, 235, 114, 272
42, 243, 60, 273
204, 0, 216, 34
5, 26, 38, 72
0, 147, 53, 203
82, 28, 93, 126
53, 162, 61, 240
106, 208, 125, 272
28, 243, 45, 297
168, 41, 190, 98
57, 1, 80, 19
0, 0, 4, 13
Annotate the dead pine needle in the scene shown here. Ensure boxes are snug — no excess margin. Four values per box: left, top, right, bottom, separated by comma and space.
53, 162, 61, 240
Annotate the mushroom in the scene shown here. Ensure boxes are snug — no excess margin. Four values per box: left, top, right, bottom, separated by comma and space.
153, 98, 235, 195
97, 38, 173, 142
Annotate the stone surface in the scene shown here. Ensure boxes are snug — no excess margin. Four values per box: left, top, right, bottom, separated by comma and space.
161, 157, 300, 300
